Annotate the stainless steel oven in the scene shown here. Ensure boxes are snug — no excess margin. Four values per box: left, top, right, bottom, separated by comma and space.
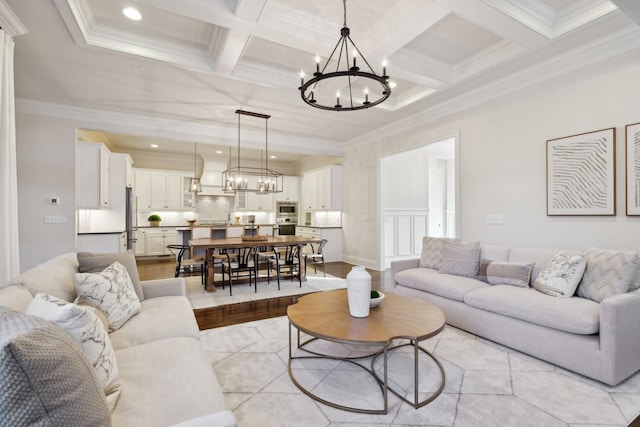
277, 223, 296, 235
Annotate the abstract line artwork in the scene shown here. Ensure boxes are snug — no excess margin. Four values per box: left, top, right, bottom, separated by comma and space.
547, 128, 616, 216
625, 122, 640, 215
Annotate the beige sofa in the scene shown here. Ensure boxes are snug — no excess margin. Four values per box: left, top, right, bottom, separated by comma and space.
0, 252, 235, 427
391, 243, 640, 386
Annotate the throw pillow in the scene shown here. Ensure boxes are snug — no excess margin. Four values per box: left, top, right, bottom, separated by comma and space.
75, 261, 141, 331
0, 285, 34, 313
78, 250, 144, 301
485, 261, 533, 287
0, 307, 111, 426
477, 259, 492, 282
440, 241, 481, 278
534, 252, 586, 297
419, 237, 460, 269
26, 293, 121, 409
577, 247, 638, 303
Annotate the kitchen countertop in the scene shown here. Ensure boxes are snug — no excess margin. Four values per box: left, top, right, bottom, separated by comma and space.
78, 230, 125, 235
296, 225, 342, 229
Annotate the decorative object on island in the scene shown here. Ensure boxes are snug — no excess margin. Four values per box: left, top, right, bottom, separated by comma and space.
189, 142, 202, 194
370, 290, 385, 308
625, 122, 640, 215
147, 214, 161, 227
546, 127, 616, 216
222, 110, 283, 194
186, 219, 197, 226
346, 265, 371, 317
298, 0, 391, 111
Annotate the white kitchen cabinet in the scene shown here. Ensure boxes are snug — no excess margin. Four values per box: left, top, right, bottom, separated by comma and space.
144, 228, 177, 256
134, 169, 152, 210
302, 165, 342, 211
274, 176, 300, 203
295, 226, 342, 262
77, 142, 110, 209
77, 232, 123, 253
234, 191, 273, 211
151, 171, 182, 210
133, 229, 146, 256
182, 173, 196, 209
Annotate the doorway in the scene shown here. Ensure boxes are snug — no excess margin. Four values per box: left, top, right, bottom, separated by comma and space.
380, 137, 457, 269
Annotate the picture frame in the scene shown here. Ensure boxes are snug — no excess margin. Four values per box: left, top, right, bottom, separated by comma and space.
625, 122, 640, 215
546, 128, 616, 216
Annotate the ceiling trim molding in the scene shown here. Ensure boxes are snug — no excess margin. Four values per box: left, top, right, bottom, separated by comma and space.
0, 0, 28, 36
15, 99, 346, 157
453, 39, 526, 82
348, 24, 640, 148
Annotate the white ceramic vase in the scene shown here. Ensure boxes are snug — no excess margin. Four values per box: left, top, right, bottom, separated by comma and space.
346, 265, 371, 318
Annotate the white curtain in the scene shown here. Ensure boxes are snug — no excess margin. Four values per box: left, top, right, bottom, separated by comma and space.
0, 29, 19, 283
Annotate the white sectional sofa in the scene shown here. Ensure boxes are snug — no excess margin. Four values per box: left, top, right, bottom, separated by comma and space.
0, 252, 236, 427
391, 240, 640, 386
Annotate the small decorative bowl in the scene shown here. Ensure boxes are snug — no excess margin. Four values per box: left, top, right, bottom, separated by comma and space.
370, 292, 385, 308
186, 219, 197, 226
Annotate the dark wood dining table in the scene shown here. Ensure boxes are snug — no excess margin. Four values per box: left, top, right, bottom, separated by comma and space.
189, 235, 323, 289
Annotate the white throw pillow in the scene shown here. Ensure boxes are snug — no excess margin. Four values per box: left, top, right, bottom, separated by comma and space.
75, 261, 141, 331
25, 293, 121, 410
534, 252, 586, 297
577, 247, 638, 302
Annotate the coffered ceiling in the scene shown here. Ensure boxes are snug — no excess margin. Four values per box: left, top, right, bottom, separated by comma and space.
4, 0, 640, 160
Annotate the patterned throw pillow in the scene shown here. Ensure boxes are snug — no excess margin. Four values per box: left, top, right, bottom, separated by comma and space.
481, 261, 533, 287
534, 252, 586, 297
78, 251, 144, 301
75, 261, 141, 331
26, 293, 121, 409
577, 247, 638, 303
419, 237, 460, 269
440, 241, 481, 278
0, 307, 111, 426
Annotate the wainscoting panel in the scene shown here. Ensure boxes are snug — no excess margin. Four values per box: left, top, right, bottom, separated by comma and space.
383, 210, 429, 267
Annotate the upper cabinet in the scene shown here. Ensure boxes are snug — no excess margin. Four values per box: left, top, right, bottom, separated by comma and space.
134, 168, 186, 211
234, 191, 273, 211
302, 165, 342, 211
77, 142, 110, 209
274, 176, 300, 203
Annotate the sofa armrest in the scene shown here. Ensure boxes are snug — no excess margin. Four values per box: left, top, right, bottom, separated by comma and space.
141, 278, 186, 299
599, 289, 640, 384
390, 258, 420, 284
171, 410, 236, 427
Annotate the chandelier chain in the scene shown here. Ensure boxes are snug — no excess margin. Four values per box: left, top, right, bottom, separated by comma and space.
343, 0, 347, 27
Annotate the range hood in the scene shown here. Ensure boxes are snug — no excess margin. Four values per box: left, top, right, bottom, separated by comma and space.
198, 156, 228, 196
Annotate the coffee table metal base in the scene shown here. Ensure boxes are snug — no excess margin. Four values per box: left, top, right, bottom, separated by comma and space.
287, 322, 446, 414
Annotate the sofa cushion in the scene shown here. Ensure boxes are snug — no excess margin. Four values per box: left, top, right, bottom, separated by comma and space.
440, 241, 481, 278
534, 252, 586, 297
419, 237, 460, 269
0, 285, 33, 312
25, 293, 121, 409
108, 296, 200, 350
4, 252, 79, 302
484, 261, 533, 287
577, 247, 638, 303
464, 285, 600, 334
480, 244, 510, 263
111, 337, 229, 427
0, 307, 110, 426
394, 268, 487, 302
78, 251, 144, 301
75, 261, 141, 331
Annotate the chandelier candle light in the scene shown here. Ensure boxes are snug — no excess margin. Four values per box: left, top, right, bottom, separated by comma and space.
298, 0, 391, 111
189, 142, 202, 194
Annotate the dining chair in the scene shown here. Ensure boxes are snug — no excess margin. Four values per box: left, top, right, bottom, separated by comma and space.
166, 244, 207, 285
303, 239, 328, 277
215, 224, 245, 292
270, 244, 302, 287
221, 246, 257, 296
254, 225, 279, 289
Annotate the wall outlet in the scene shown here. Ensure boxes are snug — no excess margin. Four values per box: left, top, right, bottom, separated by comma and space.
486, 214, 503, 225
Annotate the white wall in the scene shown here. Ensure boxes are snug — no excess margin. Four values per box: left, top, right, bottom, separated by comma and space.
342, 55, 640, 270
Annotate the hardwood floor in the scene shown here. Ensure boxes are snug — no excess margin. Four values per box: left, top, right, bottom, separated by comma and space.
136, 258, 392, 330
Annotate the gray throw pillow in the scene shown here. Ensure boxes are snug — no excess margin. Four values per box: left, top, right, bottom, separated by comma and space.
440, 241, 481, 278
485, 261, 533, 288
78, 250, 144, 301
577, 247, 638, 303
419, 237, 460, 269
0, 307, 110, 427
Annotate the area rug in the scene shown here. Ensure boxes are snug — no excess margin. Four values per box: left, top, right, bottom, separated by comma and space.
200, 316, 640, 427
185, 274, 347, 309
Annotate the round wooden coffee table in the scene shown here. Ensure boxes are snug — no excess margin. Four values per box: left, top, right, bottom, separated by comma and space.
287, 289, 446, 414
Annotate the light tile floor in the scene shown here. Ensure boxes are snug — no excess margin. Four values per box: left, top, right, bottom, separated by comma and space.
200, 316, 640, 427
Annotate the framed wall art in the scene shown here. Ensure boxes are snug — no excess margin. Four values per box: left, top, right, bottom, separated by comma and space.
626, 122, 640, 215
547, 127, 616, 216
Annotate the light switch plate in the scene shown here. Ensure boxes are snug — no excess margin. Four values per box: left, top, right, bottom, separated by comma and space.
486, 214, 503, 225
45, 215, 66, 224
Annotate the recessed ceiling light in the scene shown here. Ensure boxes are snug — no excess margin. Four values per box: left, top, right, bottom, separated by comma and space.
215, 150, 223, 154
123, 7, 142, 21
150, 144, 158, 148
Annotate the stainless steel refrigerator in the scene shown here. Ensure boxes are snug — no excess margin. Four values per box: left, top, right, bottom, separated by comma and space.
125, 187, 135, 250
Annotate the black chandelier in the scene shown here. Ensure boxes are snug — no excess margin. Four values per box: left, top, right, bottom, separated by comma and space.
298, 0, 391, 111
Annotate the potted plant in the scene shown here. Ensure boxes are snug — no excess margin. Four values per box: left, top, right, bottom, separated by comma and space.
147, 214, 162, 227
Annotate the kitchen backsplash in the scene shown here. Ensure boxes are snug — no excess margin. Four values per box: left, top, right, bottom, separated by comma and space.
311, 211, 342, 227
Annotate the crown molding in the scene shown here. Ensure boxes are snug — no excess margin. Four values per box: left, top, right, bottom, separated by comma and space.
15, 99, 345, 157
0, 0, 28, 36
